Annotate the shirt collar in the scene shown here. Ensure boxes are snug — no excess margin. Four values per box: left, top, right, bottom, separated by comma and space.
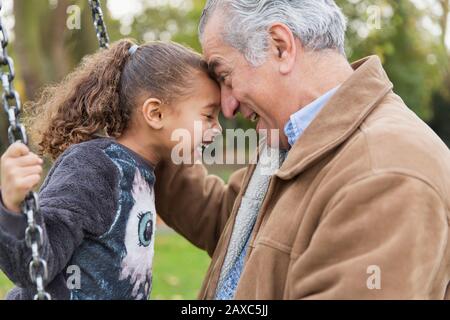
284, 86, 340, 148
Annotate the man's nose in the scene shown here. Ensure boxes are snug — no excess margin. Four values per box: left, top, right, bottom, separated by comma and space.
221, 86, 239, 119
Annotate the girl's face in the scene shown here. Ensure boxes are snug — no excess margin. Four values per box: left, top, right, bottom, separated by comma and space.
161, 71, 222, 163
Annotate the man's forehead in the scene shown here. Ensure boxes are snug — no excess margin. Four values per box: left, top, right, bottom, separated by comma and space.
203, 39, 231, 78
202, 34, 236, 67
201, 12, 227, 58
202, 33, 223, 60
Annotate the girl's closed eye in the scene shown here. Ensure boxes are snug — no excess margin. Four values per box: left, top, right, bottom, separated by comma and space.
203, 113, 215, 120
202, 104, 220, 122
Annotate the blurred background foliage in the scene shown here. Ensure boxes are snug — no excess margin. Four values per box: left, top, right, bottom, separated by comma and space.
0, 0, 449, 299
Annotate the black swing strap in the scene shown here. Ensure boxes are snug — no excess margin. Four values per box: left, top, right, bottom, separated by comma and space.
0, 0, 51, 300
88, 0, 110, 49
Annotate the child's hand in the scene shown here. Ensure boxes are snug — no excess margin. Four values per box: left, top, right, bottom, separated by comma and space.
0, 142, 43, 213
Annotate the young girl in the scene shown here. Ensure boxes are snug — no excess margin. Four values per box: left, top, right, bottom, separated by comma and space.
0, 40, 222, 300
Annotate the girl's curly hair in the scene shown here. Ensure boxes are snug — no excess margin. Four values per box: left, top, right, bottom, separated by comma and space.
25, 39, 208, 160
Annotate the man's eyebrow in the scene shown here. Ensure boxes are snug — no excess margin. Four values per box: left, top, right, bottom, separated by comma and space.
208, 59, 221, 78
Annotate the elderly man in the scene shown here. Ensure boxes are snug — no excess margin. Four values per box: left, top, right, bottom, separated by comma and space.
155, 0, 450, 299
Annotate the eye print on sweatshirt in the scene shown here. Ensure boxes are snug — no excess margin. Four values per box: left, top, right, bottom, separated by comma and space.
138, 212, 153, 247
119, 170, 156, 300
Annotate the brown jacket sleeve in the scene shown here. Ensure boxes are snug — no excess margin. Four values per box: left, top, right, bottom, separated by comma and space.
289, 172, 449, 299
154, 161, 247, 256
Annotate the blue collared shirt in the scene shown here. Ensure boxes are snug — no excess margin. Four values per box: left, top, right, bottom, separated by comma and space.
215, 86, 340, 300
284, 86, 340, 147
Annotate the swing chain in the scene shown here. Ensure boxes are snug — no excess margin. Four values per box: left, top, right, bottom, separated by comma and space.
0, 0, 51, 300
88, 0, 110, 49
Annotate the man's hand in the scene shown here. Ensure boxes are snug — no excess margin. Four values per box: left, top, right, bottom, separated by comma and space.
0, 142, 43, 213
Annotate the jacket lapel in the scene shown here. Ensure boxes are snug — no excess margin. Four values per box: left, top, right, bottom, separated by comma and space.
276, 55, 394, 180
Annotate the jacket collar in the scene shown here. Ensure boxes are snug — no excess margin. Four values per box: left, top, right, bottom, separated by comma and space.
276, 55, 394, 180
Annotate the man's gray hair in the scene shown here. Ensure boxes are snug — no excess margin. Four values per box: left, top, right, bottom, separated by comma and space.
199, 0, 348, 66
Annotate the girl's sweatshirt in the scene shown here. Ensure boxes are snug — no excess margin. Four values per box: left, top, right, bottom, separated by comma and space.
0, 138, 157, 300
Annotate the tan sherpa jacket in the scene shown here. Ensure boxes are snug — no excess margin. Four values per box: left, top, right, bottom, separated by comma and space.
155, 56, 450, 299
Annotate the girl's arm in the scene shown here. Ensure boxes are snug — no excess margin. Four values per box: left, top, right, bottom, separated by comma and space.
0, 143, 118, 289
154, 161, 248, 257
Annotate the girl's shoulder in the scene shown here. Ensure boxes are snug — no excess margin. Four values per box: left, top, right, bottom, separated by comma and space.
43, 138, 120, 189
62, 137, 116, 157
56, 137, 116, 164
45, 137, 154, 190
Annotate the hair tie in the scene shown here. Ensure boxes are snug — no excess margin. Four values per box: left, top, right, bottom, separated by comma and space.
128, 44, 139, 56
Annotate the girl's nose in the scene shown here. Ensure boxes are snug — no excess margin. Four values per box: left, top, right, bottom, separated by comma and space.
213, 122, 222, 136
203, 124, 222, 142
221, 86, 239, 119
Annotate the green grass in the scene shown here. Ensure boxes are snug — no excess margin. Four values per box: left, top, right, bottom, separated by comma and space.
0, 231, 211, 300
0, 271, 11, 299
151, 231, 211, 300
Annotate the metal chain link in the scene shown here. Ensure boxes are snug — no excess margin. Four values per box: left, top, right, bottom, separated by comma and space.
0, 0, 51, 300
88, 0, 110, 49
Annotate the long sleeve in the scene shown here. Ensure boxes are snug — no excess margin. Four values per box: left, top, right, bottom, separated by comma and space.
154, 161, 248, 256
0, 144, 118, 289
288, 172, 449, 299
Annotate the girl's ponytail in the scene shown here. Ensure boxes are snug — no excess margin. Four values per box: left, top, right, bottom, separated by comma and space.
26, 39, 135, 160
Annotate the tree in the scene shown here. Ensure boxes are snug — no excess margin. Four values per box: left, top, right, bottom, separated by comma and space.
438, 0, 449, 46
0, 0, 105, 153
13, 0, 99, 100
430, 0, 450, 145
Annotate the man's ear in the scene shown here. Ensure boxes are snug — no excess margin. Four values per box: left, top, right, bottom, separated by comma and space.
141, 97, 164, 130
268, 23, 298, 75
